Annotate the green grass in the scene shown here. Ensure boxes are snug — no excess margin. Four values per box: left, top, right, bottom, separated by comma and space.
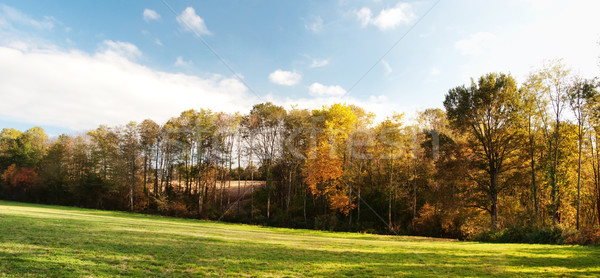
0, 201, 599, 277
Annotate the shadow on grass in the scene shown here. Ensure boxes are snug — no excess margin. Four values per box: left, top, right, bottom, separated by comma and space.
2, 202, 600, 277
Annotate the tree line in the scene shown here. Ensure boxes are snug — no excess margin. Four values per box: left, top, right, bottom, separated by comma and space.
1, 59, 600, 241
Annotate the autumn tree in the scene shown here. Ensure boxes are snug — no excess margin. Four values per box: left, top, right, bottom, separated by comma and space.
444, 73, 523, 229
304, 103, 357, 215
567, 77, 598, 229
373, 114, 405, 230
536, 60, 571, 226
139, 119, 160, 209
521, 74, 548, 222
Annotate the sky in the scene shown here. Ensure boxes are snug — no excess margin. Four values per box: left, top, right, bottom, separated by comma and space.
0, 0, 599, 135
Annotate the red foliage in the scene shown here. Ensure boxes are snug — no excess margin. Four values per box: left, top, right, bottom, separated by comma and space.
2, 164, 41, 189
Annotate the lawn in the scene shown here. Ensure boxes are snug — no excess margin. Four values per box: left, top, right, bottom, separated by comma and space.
0, 201, 599, 277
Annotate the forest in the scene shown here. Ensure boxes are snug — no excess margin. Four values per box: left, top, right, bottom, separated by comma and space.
2, 60, 600, 243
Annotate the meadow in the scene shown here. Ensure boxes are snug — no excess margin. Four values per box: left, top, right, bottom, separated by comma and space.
1, 200, 599, 277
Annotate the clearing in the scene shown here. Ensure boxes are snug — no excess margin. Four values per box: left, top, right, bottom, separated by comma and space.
0, 200, 599, 277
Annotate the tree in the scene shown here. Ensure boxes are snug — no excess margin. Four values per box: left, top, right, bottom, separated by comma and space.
304, 103, 357, 215
373, 113, 405, 230
282, 107, 311, 219
444, 73, 523, 229
345, 106, 375, 227
119, 122, 140, 211
247, 102, 286, 219
139, 119, 160, 210
537, 60, 571, 226
521, 74, 547, 223
568, 77, 598, 229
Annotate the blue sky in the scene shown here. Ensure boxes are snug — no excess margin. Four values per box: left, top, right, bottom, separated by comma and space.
0, 0, 599, 135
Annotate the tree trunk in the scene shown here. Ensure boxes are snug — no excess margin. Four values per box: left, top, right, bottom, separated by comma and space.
198, 180, 204, 216
576, 123, 582, 230
228, 144, 233, 206
357, 186, 361, 225
388, 157, 393, 231
237, 151, 241, 215
552, 116, 560, 226
592, 134, 600, 225
412, 165, 417, 233
303, 187, 307, 224
490, 171, 499, 229
220, 160, 225, 211
529, 116, 538, 222
266, 166, 271, 219
348, 180, 352, 228
250, 161, 254, 219
287, 169, 293, 216
143, 155, 148, 212
267, 190, 271, 219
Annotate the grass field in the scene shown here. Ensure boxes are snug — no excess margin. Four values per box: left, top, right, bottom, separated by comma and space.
1, 201, 599, 277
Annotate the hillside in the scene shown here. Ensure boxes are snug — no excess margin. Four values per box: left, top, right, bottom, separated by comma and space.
1, 201, 599, 277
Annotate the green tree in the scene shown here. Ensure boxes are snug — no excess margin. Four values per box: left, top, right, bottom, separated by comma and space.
537, 60, 571, 226
568, 77, 598, 229
444, 73, 523, 229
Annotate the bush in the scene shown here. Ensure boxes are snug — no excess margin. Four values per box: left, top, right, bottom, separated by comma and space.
168, 201, 189, 217
314, 214, 338, 231
564, 226, 600, 245
474, 225, 564, 244
155, 195, 189, 217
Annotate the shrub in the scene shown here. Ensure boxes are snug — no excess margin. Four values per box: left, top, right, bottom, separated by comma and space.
564, 226, 600, 245
168, 201, 188, 217
474, 225, 564, 244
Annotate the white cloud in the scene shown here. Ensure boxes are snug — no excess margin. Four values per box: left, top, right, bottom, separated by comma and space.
355, 3, 415, 31
0, 42, 251, 130
308, 82, 346, 96
174, 56, 192, 67
0, 4, 55, 30
155, 39, 162, 46
430, 67, 440, 75
310, 58, 329, 68
143, 9, 161, 22
454, 32, 499, 56
305, 16, 323, 33
355, 7, 372, 28
268, 69, 302, 86
99, 40, 142, 60
264, 92, 401, 124
177, 7, 211, 36
372, 3, 415, 30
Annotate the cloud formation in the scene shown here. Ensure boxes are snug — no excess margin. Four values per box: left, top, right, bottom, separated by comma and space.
143, 9, 161, 22
0, 42, 251, 130
0, 4, 55, 30
100, 40, 141, 60
305, 16, 323, 33
308, 82, 346, 96
177, 7, 211, 36
269, 69, 302, 86
265, 92, 400, 124
355, 3, 415, 31
174, 56, 192, 67
310, 58, 329, 68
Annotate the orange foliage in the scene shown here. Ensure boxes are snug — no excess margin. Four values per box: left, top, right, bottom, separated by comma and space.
304, 103, 358, 215
2, 164, 41, 189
